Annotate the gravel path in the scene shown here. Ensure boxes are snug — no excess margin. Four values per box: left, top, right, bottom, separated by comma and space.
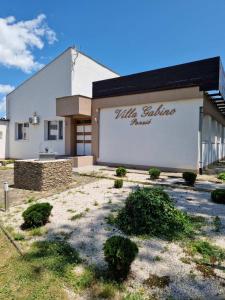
1, 178, 225, 299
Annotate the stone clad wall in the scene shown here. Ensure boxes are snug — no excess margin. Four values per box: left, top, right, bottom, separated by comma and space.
14, 159, 72, 191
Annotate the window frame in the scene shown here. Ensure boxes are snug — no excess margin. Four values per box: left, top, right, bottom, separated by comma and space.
45, 120, 64, 141
15, 122, 29, 141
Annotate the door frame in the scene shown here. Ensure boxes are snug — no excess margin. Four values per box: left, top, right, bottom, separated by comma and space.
75, 119, 92, 156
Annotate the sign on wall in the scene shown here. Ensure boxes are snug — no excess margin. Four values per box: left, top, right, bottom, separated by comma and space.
114, 104, 176, 126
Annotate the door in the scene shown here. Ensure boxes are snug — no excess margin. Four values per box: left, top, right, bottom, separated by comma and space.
76, 123, 92, 155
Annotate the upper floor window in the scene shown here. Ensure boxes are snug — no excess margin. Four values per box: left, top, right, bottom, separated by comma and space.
16, 123, 29, 140
0, 131, 3, 139
45, 120, 63, 140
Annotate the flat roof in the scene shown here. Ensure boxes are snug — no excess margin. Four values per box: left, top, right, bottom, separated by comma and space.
93, 56, 224, 97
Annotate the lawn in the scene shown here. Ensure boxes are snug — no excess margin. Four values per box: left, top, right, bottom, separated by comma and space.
0, 229, 78, 299
0, 228, 143, 300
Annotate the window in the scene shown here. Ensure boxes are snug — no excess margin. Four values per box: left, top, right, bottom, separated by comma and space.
0, 131, 2, 140
16, 123, 29, 140
45, 120, 63, 140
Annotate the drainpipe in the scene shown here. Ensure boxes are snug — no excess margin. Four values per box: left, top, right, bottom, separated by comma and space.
199, 106, 203, 175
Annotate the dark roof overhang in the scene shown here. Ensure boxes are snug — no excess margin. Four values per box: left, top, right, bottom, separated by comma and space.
93, 56, 225, 116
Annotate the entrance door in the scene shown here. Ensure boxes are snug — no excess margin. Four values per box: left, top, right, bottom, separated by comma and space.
76, 123, 92, 155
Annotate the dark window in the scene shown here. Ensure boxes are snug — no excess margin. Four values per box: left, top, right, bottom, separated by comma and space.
58, 120, 63, 140
18, 123, 23, 140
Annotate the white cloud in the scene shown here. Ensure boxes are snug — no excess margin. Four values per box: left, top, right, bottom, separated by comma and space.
0, 14, 57, 73
0, 96, 6, 116
0, 84, 14, 94
0, 84, 14, 116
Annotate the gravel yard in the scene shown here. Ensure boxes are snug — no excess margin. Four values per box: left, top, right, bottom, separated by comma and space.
1, 175, 225, 300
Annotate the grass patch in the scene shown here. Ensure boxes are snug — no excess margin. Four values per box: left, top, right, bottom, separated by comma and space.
28, 227, 48, 237
153, 255, 161, 262
122, 292, 145, 300
13, 232, 25, 241
67, 209, 76, 213
144, 274, 170, 288
70, 212, 85, 221
0, 232, 76, 299
105, 213, 117, 226
185, 240, 225, 265
26, 197, 36, 204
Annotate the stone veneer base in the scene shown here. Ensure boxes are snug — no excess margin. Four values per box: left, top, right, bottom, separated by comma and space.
14, 159, 72, 191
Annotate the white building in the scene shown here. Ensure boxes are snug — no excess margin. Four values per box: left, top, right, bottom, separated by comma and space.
1, 53, 225, 173
3, 47, 119, 159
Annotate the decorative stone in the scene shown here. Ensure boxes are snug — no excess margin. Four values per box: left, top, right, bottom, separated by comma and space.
14, 159, 72, 191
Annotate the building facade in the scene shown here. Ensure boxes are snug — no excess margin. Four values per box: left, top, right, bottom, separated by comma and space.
2, 53, 225, 173
91, 57, 225, 172
4, 47, 119, 159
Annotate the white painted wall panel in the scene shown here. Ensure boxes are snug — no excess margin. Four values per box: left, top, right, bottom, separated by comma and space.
6, 48, 119, 159
72, 50, 119, 97
6, 49, 72, 159
98, 99, 203, 170
0, 123, 8, 159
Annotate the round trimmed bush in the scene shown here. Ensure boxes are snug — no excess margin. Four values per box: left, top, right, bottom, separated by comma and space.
149, 168, 161, 180
114, 179, 123, 188
22, 202, 53, 228
116, 187, 191, 240
182, 172, 197, 186
116, 167, 127, 177
211, 189, 225, 204
103, 235, 138, 280
218, 172, 225, 181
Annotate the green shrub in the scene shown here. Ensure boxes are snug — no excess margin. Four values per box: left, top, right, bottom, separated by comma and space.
211, 189, 225, 204
103, 236, 138, 280
116, 187, 192, 240
182, 172, 197, 186
116, 167, 127, 177
148, 168, 161, 180
22, 203, 53, 228
217, 172, 225, 181
114, 179, 123, 188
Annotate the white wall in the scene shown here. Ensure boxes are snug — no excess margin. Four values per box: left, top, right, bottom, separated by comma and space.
71, 50, 119, 97
6, 48, 72, 159
6, 48, 119, 159
202, 114, 225, 166
0, 122, 8, 159
98, 98, 203, 170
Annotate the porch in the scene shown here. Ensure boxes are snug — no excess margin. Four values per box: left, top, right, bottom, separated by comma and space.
56, 95, 93, 168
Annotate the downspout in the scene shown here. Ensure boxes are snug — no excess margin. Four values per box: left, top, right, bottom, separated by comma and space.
199, 106, 203, 175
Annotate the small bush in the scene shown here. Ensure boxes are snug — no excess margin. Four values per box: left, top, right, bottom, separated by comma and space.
148, 168, 160, 180
116, 167, 127, 177
218, 172, 225, 181
22, 203, 53, 228
182, 172, 197, 186
116, 187, 193, 240
103, 236, 138, 280
213, 216, 222, 232
114, 179, 123, 188
13, 232, 25, 241
211, 189, 225, 204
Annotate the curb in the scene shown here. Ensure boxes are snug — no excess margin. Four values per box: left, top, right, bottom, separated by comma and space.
0, 222, 23, 256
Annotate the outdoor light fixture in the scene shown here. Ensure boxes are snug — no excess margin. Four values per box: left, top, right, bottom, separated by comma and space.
3, 181, 9, 211
29, 112, 40, 125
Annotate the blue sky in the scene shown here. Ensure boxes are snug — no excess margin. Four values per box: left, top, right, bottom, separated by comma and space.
1, 0, 225, 116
